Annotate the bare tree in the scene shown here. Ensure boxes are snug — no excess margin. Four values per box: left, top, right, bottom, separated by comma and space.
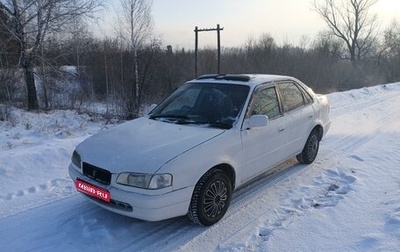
380, 20, 400, 81
0, 0, 103, 110
116, 0, 153, 116
313, 0, 380, 65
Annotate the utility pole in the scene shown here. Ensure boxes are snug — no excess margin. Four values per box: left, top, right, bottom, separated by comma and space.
194, 24, 224, 77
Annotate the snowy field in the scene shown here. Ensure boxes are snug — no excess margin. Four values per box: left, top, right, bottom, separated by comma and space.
0, 83, 399, 251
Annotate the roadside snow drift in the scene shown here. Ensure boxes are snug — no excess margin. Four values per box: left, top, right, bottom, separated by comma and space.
0, 83, 399, 251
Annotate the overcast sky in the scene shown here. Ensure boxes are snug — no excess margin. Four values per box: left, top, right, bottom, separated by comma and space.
100, 0, 400, 49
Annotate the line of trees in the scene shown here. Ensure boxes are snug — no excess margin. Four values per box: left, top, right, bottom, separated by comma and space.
1, 0, 400, 119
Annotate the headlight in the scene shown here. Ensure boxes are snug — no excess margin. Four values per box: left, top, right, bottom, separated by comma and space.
116, 173, 172, 189
71, 150, 81, 168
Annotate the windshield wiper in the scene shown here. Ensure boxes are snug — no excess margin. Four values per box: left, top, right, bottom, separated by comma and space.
150, 114, 232, 129
149, 114, 196, 125
187, 120, 232, 129
207, 121, 232, 129
149, 114, 190, 120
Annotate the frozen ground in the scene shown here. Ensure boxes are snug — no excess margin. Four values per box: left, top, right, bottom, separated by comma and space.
0, 83, 399, 251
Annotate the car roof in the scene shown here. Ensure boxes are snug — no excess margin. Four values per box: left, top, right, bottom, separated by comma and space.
188, 74, 297, 89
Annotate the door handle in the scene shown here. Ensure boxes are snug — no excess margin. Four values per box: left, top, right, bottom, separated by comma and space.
278, 128, 285, 132
309, 114, 314, 119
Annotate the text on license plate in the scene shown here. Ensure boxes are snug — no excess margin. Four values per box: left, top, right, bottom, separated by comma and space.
75, 179, 111, 203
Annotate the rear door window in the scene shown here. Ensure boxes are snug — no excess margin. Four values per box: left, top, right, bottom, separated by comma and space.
278, 82, 306, 113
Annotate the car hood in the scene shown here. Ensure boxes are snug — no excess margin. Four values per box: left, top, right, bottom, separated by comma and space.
76, 117, 225, 174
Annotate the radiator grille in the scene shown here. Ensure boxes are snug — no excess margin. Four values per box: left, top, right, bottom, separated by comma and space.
82, 162, 111, 185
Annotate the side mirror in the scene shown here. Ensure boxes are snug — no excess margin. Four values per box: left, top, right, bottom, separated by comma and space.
248, 115, 269, 128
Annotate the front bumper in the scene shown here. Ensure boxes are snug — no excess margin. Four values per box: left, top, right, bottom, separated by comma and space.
68, 163, 193, 221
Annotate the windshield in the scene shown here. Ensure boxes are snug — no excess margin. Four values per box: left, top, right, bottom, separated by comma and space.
149, 83, 250, 129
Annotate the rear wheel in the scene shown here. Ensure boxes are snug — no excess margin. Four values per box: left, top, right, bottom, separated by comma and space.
188, 169, 232, 226
297, 130, 320, 164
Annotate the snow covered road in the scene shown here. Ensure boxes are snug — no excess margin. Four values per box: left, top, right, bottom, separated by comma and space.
1, 84, 399, 251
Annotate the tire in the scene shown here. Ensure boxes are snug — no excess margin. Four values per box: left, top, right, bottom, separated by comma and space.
188, 169, 232, 226
297, 130, 320, 164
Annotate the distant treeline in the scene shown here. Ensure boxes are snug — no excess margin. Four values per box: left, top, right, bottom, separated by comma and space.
1, 29, 400, 118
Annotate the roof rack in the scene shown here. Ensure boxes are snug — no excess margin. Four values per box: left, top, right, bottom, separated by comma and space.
196, 74, 251, 82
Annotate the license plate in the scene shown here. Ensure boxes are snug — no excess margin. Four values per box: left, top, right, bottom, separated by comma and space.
75, 179, 111, 203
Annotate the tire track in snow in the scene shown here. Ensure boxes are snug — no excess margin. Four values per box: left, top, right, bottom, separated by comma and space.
260, 169, 356, 236
213, 163, 358, 251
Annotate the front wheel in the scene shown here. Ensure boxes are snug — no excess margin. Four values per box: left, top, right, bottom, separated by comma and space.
297, 130, 320, 164
188, 169, 232, 226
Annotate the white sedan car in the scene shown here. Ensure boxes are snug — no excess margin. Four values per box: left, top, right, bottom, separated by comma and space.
69, 74, 331, 226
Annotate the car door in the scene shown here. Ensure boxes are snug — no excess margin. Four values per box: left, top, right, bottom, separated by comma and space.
240, 85, 288, 182
277, 81, 315, 157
